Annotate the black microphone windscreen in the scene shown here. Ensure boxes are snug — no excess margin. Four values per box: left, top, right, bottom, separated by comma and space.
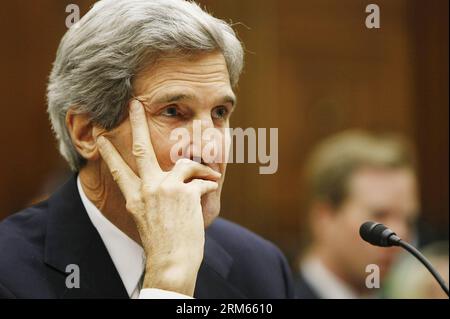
359, 221, 389, 246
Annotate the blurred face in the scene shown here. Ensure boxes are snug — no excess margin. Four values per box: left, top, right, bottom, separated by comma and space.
320, 167, 419, 288
99, 51, 235, 227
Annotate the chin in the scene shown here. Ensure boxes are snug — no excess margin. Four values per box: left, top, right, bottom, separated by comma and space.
201, 191, 221, 228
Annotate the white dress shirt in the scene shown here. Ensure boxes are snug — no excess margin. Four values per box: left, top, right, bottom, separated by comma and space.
300, 257, 359, 299
77, 176, 191, 299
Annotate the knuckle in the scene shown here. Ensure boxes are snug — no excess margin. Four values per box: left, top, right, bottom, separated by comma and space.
176, 158, 192, 165
175, 158, 193, 170
159, 182, 178, 195
125, 202, 135, 212
110, 168, 121, 182
132, 142, 148, 158
141, 184, 157, 197
182, 182, 198, 194
125, 195, 143, 212
185, 187, 198, 197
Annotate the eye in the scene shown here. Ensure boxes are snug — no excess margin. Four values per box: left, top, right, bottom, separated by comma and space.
212, 106, 229, 120
371, 210, 388, 221
160, 105, 180, 117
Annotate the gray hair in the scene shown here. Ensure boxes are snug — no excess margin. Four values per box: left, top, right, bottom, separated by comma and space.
47, 0, 244, 171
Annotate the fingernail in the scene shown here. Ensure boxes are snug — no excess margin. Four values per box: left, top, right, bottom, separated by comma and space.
97, 136, 106, 144
130, 99, 141, 112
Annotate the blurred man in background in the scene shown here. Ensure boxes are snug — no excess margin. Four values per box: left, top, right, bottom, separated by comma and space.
295, 130, 420, 298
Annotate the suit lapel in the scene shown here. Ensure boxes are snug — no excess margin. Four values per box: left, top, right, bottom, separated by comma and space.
44, 175, 128, 298
195, 232, 247, 299
43, 175, 245, 299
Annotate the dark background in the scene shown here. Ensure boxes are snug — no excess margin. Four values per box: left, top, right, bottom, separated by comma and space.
0, 0, 448, 262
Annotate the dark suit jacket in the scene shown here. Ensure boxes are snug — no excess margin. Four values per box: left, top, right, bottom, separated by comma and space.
0, 175, 295, 299
294, 272, 321, 299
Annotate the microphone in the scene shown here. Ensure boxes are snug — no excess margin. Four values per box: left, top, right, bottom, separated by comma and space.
359, 221, 402, 247
360, 221, 449, 297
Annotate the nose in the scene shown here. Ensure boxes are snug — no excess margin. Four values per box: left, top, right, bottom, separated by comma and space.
185, 118, 223, 164
388, 218, 413, 242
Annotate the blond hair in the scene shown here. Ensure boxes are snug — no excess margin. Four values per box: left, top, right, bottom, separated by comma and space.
303, 130, 416, 208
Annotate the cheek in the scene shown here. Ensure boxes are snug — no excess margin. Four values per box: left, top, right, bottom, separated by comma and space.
102, 121, 137, 172
340, 202, 369, 232
331, 207, 365, 248
147, 121, 179, 171
101, 118, 172, 175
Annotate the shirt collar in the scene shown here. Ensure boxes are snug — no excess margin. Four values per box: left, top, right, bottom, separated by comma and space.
77, 176, 145, 297
300, 256, 359, 299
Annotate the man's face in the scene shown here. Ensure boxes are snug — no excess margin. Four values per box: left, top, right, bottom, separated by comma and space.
99, 51, 235, 227
324, 167, 419, 287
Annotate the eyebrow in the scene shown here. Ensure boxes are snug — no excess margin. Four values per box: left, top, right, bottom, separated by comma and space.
220, 94, 237, 107
148, 92, 237, 107
157, 93, 195, 104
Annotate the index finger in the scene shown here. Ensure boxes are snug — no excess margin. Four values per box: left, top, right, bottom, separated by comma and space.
129, 98, 162, 182
97, 136, 140, 200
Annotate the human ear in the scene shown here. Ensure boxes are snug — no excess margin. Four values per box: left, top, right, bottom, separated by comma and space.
65, 108, 101, 162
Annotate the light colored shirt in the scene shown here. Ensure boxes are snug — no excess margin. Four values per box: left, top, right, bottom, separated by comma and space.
300, 257, 359, 299
77, 176, 191, 299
